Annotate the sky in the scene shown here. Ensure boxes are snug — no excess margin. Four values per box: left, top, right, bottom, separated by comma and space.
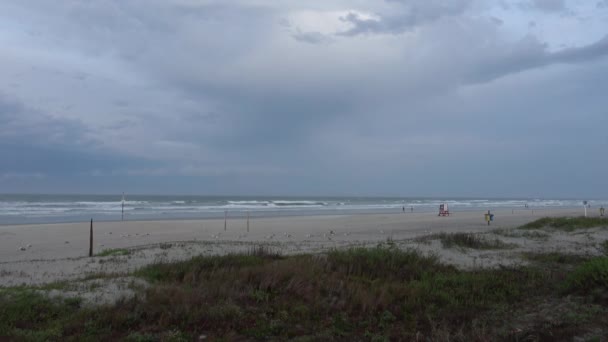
0, 0, 607, 197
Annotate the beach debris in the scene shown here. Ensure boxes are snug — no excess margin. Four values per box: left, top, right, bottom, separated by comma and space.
305, 234, 312, 238
19, 247, 26, 251
198, 334, 207, 341
65, 241, 70, 244
26, 244, 32, 248
329, 230, 335, 235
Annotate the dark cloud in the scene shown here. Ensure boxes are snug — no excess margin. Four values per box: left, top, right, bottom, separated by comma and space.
338, 0, 472, 36
0, 93, 90, 147
292, 30, 332, 44
0, 0, 607, 196
469, 35, 608, 83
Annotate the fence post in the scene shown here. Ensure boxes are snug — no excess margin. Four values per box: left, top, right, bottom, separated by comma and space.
89, 219, 93, 257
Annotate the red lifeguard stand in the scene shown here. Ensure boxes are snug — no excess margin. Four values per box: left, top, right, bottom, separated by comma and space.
438, 203, 450, 216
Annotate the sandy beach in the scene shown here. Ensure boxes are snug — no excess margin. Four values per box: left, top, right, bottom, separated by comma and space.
2, 207, 604, 289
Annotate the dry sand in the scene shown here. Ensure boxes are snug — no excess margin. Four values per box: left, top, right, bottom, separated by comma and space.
1, 208, 606, 300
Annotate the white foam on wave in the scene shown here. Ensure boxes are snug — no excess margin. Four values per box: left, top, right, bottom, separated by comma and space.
0, 198, 605, 221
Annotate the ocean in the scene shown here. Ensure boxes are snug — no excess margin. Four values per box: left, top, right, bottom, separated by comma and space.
0, 194, 600, 225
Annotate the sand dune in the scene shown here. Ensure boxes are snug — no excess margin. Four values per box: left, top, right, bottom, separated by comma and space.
0, 208, 600, 287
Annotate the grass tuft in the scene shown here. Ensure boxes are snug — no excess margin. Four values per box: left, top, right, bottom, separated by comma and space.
601, 241, 608, 256
562, 257, 608, 297
96, 248, 131, 257
522, 252, 590, 265
437, 232, 514, 250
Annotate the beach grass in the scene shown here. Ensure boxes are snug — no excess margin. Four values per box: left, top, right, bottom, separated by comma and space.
519, 217, 607, 231
436, 232, 514, 250
2, 246, 606, 340
562, 257, 608, 297
96, 248, 131, 257
601, 240, 608, 256
522, 252, 590, 265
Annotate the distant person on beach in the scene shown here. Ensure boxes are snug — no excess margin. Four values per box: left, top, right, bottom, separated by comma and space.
410, 206, 413, 212
601, 207, 605, 217
402, 206, 405, 213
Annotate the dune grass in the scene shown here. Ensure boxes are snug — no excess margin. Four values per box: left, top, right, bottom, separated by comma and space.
436, 232, 514, 250
1, 247, 606, 341
563, 257, 608, 297
522, 252, 591, 265
96, 248, 131, 257
519, 217, 607, 232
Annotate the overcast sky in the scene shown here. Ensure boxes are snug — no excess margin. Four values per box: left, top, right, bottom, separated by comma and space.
1, 0, 607, 197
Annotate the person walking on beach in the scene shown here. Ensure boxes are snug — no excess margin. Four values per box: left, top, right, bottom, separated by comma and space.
601, 206, 605, 217
402, 206, 405, 213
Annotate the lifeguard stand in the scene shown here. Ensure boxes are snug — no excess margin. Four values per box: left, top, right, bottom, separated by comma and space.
438, 203, 450, 216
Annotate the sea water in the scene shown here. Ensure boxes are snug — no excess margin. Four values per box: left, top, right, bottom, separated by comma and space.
0, 194, 600, 225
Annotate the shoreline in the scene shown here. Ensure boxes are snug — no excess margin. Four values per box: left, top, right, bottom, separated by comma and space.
0, 205, 591, 226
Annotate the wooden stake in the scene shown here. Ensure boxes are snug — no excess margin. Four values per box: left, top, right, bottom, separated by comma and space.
89, 219, 93, 257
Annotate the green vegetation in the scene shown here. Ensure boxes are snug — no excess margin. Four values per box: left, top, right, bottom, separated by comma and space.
601, 240, 608, 256
96, 248, 131, 257
519, 217, 607, 232
436, 232, 514, 250
522, 252, 590, 265
563, 257, 608, 298
492, 228, 549, 239
1, 247, 607, 341
0, 288, 84, 340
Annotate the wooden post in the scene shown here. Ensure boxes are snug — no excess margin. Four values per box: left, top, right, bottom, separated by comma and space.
89, 219, 93, 257
224, 211, 227, 231
247, 211, 250, 232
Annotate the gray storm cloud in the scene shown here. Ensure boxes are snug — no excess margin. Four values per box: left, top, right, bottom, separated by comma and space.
0, 0, 607, 196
